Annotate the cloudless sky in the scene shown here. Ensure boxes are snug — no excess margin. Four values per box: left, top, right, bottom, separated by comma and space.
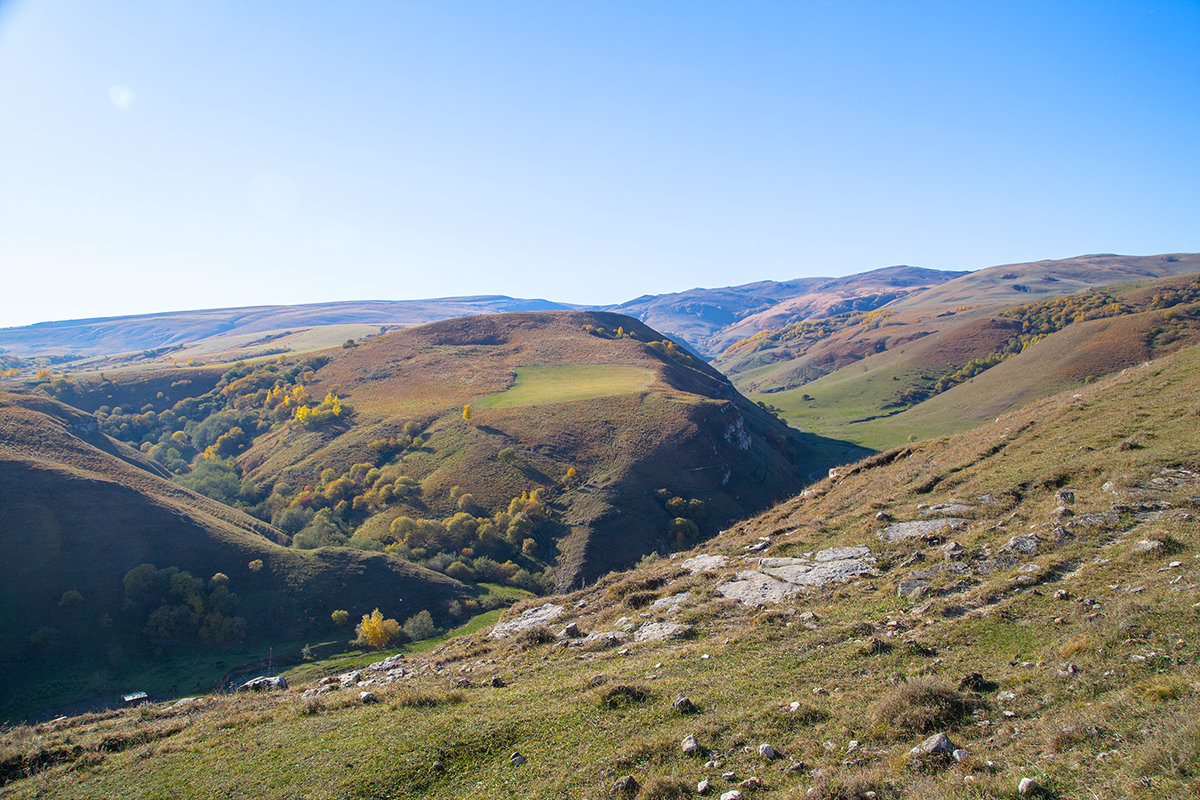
0, 0, 1197, 327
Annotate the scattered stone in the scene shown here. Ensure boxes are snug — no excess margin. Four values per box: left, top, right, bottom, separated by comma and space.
339, 670, 362, 686
682, 734, 700, 755
673, 693, 696, 713
881, 519, 966, 542
432, 760, 443, 771
787, 761, 808, 772
650, 591, 693, 613
897, 579, 929, 600
1071, 511, 1119, 528
238, 675, 287, 692
875, 511, 893, 522
738, 777, 762, 790
454, 677, 472, 688
612, 775, 638, 795
491, 676, 506, 688
814, 545, 871, 562
758, 743, 777, 759
1053, 589, 1071, 600
489, 603, 565, 638
1057, 663, 1079, 678
697, 779, 711, 795
907, 732, 957, 760
721, 771, 737, 780
846, 740, 860, 752
509, 751, 526, 766
1132, 539, 1165, 555
921, 503, 974, 517
952, 749, 968, 762
798, 610, 818, 622
1096, 749, 1119, 761
367, 654, 405, 671
635, 621, 690, 642
359, 691, 377, 704
561, 622, 582, 638
716, 570, 796, 605
1018, 777, 1039, 796
1000, 535, 1039, 555
577, 631, 628, 649
704, 759, 722, 769
720, 790, 744, 800
682, 554, 729, 573
1055, 489, 1076, 506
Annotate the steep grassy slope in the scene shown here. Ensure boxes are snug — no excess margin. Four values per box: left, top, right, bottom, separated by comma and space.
737, 271, 1200, 448
0, 393, 468, 721
6, 333, 1197, 799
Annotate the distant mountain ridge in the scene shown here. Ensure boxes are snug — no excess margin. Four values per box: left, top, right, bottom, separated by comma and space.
1, 254, 1195, 366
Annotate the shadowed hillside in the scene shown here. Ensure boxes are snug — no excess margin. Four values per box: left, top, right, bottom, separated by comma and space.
0, 392, 469, 720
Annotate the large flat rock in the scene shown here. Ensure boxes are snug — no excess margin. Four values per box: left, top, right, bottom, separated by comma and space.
716, 570, 797, 605
880, 518, 966, 542
682, 554, 729, 573
490, 603, 565, 638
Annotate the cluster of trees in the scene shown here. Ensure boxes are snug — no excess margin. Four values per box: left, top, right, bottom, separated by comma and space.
122, 564, 248, 649
583, 323, 637, 339
348, 607, 438, 649
654, 489, 707, 546
646, 339, 697, 366
293, 391, 349, 427
94, 355, 331, 475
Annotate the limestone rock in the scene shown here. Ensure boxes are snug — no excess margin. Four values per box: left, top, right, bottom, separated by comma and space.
238, 675, 287, 692
720, 791, 744, 800
907, 732, 956, 759
359, 691, 377, 704
881, 519, 965, 542
561, 622, 582, 638
999, 535, 1039, 555
682, 554, 729, 573
635, 621, 689, 642
758, 743, 777, 759
697, 778, 711, 794
672, 693, 696, 713
649, 591, 692, 613
682, 734, 700, 755
1018, 777, 1039, 796
489, 603, 565, 639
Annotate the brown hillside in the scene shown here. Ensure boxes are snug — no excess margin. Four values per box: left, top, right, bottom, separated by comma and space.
235, 311, 865, 587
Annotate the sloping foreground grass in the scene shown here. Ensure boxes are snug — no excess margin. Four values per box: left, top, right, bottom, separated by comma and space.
474, 364, 656, 409
5, 344, 1200, 799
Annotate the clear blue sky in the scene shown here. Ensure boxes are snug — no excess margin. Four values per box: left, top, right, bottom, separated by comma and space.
1, 0, 1197, 327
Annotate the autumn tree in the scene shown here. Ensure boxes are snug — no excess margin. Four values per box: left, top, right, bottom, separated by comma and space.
462, 403, 472, 422
353, 608, 402, 649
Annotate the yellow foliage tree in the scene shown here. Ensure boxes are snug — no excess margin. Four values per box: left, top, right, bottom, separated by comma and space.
462, 403, 472, 421
354, 608, 402, 649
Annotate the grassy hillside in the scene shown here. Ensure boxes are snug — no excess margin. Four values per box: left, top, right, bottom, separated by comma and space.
223, 311, 864, 588
6, 332, 1197, 799
0, 392, 471, 722
738, 272, 1200, 448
